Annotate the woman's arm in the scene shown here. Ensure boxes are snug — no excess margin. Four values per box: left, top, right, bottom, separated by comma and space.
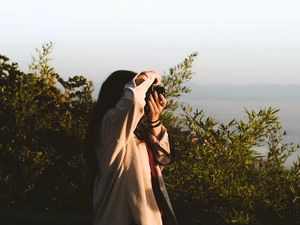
148, 125, 172, 167
146, 88, 173, 166
100, 71, 161, 150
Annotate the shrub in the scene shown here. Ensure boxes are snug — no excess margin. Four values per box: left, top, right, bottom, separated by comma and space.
0, 43, 93, 212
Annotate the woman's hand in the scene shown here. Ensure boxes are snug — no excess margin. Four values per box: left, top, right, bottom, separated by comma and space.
148, 91, 167, 123
134, 73, 148, 86
147, 91, 167, 138
135, 71, 161, 86
144, 70, 161, 86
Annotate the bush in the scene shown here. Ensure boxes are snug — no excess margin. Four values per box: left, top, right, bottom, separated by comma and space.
160, 63, 300, 224
0, 43, 94, 212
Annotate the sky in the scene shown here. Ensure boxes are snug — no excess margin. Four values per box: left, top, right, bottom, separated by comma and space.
1, 0, 300, 85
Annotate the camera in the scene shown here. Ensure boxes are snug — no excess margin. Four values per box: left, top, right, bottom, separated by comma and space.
144, 85, 166, 114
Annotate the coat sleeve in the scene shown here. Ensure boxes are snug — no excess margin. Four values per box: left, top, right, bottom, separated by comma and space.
148, 125, 172, 167
99, 74, 155, 155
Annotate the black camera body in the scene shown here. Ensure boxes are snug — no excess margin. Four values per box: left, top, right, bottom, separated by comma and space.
144, 85, 166, 114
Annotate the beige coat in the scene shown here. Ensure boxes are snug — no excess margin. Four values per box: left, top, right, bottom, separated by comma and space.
93, 74, 175, 225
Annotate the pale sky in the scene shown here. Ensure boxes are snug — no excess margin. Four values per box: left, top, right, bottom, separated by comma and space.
1, 0, 300, 85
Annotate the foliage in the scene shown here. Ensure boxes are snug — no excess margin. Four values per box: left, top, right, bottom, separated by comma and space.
1, 44, 300, 225
162, 52, 197, 112
163, 106, 300, 225
0, 43, 94, 212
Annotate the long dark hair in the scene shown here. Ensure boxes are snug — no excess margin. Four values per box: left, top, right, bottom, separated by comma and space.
85, 70, 137, 178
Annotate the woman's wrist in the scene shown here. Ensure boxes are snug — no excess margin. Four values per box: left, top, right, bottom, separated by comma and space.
148, 116, 162, 138
149, 124, 163, 139
149, 121, 161, 128
148, 114, 159, 122
148, 118, 160, 124
148, 117, 160, 127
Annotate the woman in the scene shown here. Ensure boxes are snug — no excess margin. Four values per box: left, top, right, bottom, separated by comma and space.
85, 70, 178, 225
